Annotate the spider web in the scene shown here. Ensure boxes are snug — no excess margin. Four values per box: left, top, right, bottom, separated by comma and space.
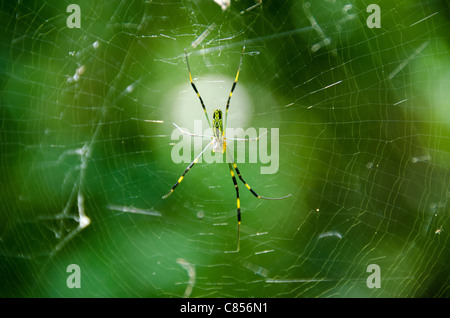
1, 0, 449, 297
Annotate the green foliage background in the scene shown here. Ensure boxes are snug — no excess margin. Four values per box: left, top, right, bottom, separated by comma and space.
0, 0, 449, 297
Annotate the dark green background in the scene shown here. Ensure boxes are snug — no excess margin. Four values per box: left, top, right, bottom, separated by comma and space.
1, 0, 449, 297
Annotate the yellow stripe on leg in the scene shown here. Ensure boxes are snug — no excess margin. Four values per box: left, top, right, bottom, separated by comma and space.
237, 198, 240, 209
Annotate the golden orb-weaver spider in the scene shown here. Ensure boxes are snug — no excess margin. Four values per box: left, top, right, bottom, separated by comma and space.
163, 47, 291, 251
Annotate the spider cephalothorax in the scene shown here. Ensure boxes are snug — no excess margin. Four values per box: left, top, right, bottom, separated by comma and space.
212, 109, 225, 153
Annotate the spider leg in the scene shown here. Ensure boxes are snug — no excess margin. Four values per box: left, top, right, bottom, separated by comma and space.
223, 46, 245, 134
172, 122, 213, 140
226, 150, 291, 200
162, 140, 213, 199
228, 162, 241, 252
185, 49, 213, 130
225, 129, 268, 142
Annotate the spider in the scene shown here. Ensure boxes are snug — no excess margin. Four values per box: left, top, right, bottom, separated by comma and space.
163, 47, 291, 251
